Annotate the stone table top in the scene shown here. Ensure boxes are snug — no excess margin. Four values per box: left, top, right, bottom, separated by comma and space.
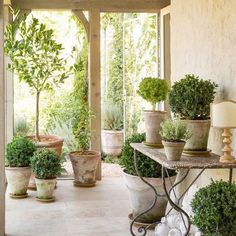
130, 143, 236, 170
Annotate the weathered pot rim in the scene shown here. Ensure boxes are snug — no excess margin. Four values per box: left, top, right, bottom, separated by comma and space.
5, 166, 31, 170
181, 119, 211, 123
69, 150, 101, 158
27, 134, 64, 147
162, 140, 186, 145
143, 110, 167, 114
102, 129, 124, 134
122, 169, 176, 180
35, 177, 56, 180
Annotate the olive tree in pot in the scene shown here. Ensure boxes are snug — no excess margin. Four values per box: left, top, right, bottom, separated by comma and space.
4, 10, 69, 154
5, 136, 36, 198
119, 133, 176, 223
137, 77, 169, 147
160, 119, 191, 161
191, 180, 236, 236
169, 74, 218, 153
102, 104, 123, 156
31, 148, 61, 202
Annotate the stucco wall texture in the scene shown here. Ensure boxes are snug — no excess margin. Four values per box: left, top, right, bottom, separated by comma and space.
170, 0, 236, 184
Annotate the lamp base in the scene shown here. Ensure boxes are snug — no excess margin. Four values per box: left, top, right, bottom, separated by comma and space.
220, 155, 236, 164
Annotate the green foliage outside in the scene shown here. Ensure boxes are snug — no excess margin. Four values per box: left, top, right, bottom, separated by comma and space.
119, 133, 175, 178
6, 136, 36, 167
31, 148, 62, 179
14, 116, 30, 137
102, 104, 123, 130
137, 77, 169, 111
169, 74, 218, 120
191, 181, 236, 236
5, 9, 70, 141
160, 119, 192, 142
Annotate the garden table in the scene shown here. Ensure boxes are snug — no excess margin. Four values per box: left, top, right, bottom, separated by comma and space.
130, 143, 236, 236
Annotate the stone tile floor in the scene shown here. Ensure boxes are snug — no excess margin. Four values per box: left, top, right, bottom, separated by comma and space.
6, 164, 155, 236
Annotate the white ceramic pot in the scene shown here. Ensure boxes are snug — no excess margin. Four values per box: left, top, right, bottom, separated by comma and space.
35, 177, 56, 202
183, 119, 211, 151
5, 166, 31, 198
69, 151, 100, 187
123, 171, 176, 223
162, 141, 186, 161
143, 111, 167, 146
102, 130, 124, 156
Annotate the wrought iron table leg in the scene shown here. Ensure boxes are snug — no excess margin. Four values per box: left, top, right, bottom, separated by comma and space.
130, 149, 159, 236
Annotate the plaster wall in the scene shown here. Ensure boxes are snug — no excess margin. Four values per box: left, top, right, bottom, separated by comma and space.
171, 0, 236, 185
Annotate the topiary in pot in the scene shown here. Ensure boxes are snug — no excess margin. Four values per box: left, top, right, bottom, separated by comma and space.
31, 148, 61, 202
160, 119, 191, 161
102, 103, 123, 156
5, 136, 36, 198
119, 133, 176, 223
169, 74, 218, 152
137, 77, 169, 147
191, 180, 236, 236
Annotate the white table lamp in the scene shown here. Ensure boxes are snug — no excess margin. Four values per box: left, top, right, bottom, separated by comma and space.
211, 101, 236, 163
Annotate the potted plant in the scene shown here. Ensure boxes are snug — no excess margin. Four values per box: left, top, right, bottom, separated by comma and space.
5, 136, 36, 198
31, 148, 61, 202
191, 180, 236, 235
102, 103, 123, 156
119, 133, 176, 223
160, 119, 191, 161
169, 74, 218, 153
4, 10, 68, 154
137, 77, 169, 147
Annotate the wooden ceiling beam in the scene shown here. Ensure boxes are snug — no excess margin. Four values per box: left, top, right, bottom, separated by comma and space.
11, 0, 170, 12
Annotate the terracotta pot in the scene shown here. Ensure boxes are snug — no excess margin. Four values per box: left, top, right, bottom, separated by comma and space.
35, 177, 56, 202
143, 111, 167, 146
69, 151, 100, 187
102, 130, 124, 156
162, 141, 186, 161
182, 119, 211, 151
27, 135, 64, 190
123, 171, 176, 223
5, 167, 31, 198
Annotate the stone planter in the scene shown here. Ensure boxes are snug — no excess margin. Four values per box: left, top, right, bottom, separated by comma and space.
35, 177, 56, 202
5, 167, 31, 198
27, 135, 64, 190
102, 130, 124, 156
69, 151, 100, 187
182, 119, 211, 151
143, 111, 167, 147
123, 171, 176, 223
162, 141, 186, 161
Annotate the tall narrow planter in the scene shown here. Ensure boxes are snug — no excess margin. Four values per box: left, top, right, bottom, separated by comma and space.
123, 171, 176, 223
144, 111, 167, 147
28, 135, 64, 190
183, 120, 211, 151
102, 130, 124, 156
69, 151, 100, 187
5, 167, 31, 198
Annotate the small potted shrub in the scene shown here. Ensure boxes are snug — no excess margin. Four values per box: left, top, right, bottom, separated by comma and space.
191, 180, 236, 235
160, 119, 191, 161
137, 77, 169, 147
5, 136, 36, 198
119, 133, 176, 223
31, 148, 61, 202
102, 104, 123, 156
169, 74, 217, 152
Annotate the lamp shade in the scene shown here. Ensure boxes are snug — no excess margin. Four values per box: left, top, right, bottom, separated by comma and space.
211, 101, 236, 128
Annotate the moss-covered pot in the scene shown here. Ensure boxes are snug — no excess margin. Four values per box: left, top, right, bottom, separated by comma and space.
35, 177, 56, 202
183, 119, 211, 151
123, 171, 175, 223
162, 141, 186, 161
144, 111, 167, 146
5, 167, 31, 198
69, 151, 100, 187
